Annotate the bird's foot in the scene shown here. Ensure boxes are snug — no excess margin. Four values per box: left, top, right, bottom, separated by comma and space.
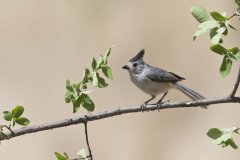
140, 103, 148, 112
156, 100, 168, 111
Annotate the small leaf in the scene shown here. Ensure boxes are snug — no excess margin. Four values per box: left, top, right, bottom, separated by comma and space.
98, 76, 108, 88
207, 128, 223, 139
213, 133, 232, 145
227, 139, 238, 149
82, 68, 90, 83
228, 47, 239, 54
210, 11, 226, 22
210, 27, 218, 39
233, 51, 240, 59
73, 96, 82, 113
65, 92, 74, 103
77, 149, 88, 159
12, 106, 24, 118
220, 56, 232, 77
92, 72, 99, 87
103, 48, 112, 65
91, 57, 97, 70
3, 111, 12, 121
199, 20, 219, 30
15, 117, 30, 126
102, 66, 113, 79
235, 0, 240, 6
228, 53, 237, 62
193, 29, 207, 40
82, 94, 95, 111
210, 44, 227, 55
211, 33, 222, 44
66, 80, 74, 92
96, 56, 104, 69
0, 131, 8, 140
54, 152, 67, 160
190, 5, 210, 23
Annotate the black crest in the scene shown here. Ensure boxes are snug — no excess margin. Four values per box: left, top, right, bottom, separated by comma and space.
129, 49, 145, 62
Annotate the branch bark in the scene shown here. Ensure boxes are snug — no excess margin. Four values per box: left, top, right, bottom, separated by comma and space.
1, 96, 240, 141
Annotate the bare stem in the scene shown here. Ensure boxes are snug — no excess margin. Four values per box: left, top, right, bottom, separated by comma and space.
84, 122, 93, 160
229, 66, 240, 98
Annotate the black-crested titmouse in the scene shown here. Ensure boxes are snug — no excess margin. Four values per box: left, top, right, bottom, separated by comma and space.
122, 49, 207, 110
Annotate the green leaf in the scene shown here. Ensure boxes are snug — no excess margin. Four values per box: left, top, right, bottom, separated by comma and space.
65, 92, 74, 103
77, 149, 88, 159
220, 56, 232, 77
66, 80, 74, 92
83, 68, 90, 83
102, 66, 113, 79
235, 0, 240, 6
82, 94, 95, 111
213, 133, 232, 145
233, 51, 240, 59
211, 33, 222, 44
193, 29, 207, 40
0, 131, 8, 140
199, 20, 219, 30
228, 53, 237, 62
226, 139, 238, 149
96, 57, 104, 69
210, 11, 226, 22
73, 96, 82, 113
103, 48, 112, 65
14, 117, 30, 126
207, 128, 223, 139
98, 76, 108, 88
210, 27, 218, 39
210, 44, 227, 55
12, 106, 24, 118
54, 152, 67, 160
190, 5, 210, 23
91, 57, 97, 70
228, 47, 239, 54
92, 72, 99, 87
3, 111, 12, 121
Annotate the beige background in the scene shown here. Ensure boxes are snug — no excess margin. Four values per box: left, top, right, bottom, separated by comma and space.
0, 0, 239, 159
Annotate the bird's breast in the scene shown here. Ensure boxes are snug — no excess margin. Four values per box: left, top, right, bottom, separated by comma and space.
129, 73, 172, 96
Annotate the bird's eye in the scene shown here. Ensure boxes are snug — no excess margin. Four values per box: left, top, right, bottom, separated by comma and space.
133, 63, 138, 67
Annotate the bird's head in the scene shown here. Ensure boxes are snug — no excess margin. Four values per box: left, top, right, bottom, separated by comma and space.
122, 49, 145, 74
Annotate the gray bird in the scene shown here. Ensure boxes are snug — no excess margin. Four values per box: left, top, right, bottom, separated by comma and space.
122, 49, 207, 110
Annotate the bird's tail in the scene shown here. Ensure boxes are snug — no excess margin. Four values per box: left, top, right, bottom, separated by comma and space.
175, 82, 207, 109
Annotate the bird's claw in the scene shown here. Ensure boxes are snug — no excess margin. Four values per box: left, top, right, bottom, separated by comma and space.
156, 101, 167, 111
140, 103, 147, 112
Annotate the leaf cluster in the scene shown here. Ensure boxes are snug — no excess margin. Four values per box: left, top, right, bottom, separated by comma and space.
0, 106, 30, 140
207, 127, 239, 149
191, 5, 239, 77
65, 48, 113, 113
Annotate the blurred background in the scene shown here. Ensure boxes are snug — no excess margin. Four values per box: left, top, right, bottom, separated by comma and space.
0, 0, 239, 159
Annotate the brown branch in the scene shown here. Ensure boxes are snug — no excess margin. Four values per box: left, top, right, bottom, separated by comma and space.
1, 96, 240, 141
229, 66, 240, 98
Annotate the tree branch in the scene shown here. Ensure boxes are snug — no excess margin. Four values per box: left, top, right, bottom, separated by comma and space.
229, 66, 240, 98
1, 96, 240, 141
84, 122, 93, 160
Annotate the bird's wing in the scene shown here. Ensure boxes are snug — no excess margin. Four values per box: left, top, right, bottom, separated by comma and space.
144, 66, 185, 83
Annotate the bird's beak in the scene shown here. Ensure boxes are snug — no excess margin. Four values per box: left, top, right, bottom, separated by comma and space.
122, 65, 130, 70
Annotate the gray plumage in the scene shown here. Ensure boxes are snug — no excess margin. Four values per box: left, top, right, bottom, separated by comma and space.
122, 49, 207, 109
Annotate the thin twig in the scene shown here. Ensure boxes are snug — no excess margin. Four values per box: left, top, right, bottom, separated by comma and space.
229, 67, 240, 98
1, 96, 240, 141
3, 125, 14, 136
84, 122, 93, 160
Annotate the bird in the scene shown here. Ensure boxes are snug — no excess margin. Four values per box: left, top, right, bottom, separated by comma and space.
122, 49, 207, 110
